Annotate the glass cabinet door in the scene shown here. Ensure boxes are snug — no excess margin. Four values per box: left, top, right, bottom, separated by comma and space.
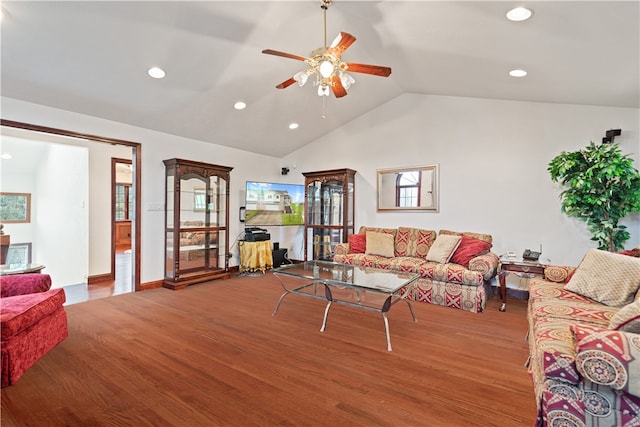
303, 169, 356, 261
163, 159, 232, 289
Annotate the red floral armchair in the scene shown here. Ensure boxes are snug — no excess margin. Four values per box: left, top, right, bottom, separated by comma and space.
1, 274, 68, 387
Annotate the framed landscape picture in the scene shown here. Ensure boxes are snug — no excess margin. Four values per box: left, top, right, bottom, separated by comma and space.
0, 192, 31, 223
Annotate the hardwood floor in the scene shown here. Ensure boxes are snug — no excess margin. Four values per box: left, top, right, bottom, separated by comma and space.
63, 249, 133, 305
1, 273, 537, 426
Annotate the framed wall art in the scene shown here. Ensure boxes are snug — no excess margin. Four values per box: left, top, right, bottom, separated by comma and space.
0, 192, 31, 223
6, 242, 32, 264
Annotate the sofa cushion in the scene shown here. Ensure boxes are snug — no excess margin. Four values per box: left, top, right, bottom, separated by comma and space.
609, 300, 640, 333
365, 232, 395, 258
0, 274, 52, 297
375, 256, 426, 273
0, 288, 67, 340
418, 262, 484, 286
348, 234, 366, 254
572, 324, 640, 397
439, 229, 492, 245
394, 227, 436, 259
358, 226, 396, 237
565, 248, 640, 307
426, 234, 461, 263
450, 236, 492, 268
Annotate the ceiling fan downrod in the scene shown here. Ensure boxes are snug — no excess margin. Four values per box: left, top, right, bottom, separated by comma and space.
321, 0, 332, 48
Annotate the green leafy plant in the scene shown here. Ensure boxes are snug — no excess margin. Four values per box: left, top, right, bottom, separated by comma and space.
548, 141, 640, 252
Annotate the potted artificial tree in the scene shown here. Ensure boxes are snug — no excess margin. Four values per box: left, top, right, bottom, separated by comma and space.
548, 141, 640, 252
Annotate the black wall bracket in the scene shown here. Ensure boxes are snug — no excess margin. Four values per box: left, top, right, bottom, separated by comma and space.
602, 128, 621, 144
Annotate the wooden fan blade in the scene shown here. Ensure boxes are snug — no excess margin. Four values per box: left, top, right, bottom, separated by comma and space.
276, 77, 297, 89
262, 49, 308, 62
345, 62, 392, 77
330, 75, 347, 98
327, 32, 356, 58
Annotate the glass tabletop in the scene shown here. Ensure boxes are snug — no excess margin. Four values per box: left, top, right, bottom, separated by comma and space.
0, 263, 46, 275
273, 260, 419, 293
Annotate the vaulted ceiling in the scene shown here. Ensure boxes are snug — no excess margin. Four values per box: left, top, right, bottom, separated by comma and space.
2, 1, 638, 157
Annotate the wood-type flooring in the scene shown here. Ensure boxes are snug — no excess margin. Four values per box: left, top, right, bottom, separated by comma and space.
1, 272, 536, 426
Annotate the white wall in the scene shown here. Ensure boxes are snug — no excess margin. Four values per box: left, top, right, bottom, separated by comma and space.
2, 97, 291, 284
35, 143, 88, 286
3, 94, 639, 287
283, 94, 640, 267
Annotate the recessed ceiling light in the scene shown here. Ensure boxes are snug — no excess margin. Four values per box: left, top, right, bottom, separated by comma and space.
234, 101, 246, 110
506, 7, 533, 22
147, 67, 166, 79
288, 123, 299, 130
509, 69, 528, 77
1, 153, 13, 160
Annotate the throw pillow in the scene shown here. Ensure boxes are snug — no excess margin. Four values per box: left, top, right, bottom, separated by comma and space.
365, 232, 395, 258
565, 248, 640, 307
426, 234, 462, 264
348, 234, 366, 254
572, 324, 640, 396
609, 299, 640, 333
395, 227, 436, 258
450, 236, 492, 268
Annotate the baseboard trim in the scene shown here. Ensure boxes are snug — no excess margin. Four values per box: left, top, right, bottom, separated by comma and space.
140, 280, 163, 291
88, 273, 114, 284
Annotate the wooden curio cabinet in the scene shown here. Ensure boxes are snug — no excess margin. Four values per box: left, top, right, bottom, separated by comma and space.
163, 158, 233, 289
303, 168, 356, 261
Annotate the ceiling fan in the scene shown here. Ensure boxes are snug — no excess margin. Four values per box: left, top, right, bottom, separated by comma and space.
262, 0, 391, 98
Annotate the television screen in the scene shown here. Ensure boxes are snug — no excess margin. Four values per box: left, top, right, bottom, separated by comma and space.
245, 181, 305, 226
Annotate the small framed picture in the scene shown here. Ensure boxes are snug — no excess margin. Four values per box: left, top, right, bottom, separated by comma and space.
0, 192, 31, 223
6, 242, 32, 264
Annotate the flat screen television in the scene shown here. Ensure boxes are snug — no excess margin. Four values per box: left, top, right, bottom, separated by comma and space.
245, 181, 305, 226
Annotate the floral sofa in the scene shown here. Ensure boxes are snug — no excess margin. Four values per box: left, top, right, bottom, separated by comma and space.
333, 226, 499, 313
526, 248, 640, 426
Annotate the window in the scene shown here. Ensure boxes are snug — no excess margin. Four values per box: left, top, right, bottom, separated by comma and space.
115, 184, 133, 220
396, 171, 421, 207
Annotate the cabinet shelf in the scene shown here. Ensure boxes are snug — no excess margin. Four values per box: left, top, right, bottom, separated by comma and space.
163, 158, 233, 290
303, 169, 356, 261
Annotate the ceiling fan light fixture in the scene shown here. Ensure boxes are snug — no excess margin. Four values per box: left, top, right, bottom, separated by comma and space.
340, 72, 355, 89
319, 60, 334, 78
294, 71, 309, 86
317, 84, 330, 96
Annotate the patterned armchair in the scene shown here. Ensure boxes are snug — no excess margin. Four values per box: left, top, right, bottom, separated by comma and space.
1, 274, 68, 387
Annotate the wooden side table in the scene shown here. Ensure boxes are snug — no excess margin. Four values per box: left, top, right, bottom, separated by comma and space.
497, 257, 548, 312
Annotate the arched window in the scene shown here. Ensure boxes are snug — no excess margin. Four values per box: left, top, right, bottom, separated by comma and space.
396, 171, 421, 207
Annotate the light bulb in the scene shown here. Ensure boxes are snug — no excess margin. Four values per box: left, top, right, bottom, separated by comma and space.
319, 61, 334, 78
340, 72, 355, 89
294, 71, 308, 87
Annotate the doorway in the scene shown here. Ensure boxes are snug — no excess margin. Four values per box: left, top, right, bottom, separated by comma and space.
1, 119, 142, 297
112, 158, 133, 295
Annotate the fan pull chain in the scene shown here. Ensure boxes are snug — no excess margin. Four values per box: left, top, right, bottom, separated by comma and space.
322, 96, 326, 119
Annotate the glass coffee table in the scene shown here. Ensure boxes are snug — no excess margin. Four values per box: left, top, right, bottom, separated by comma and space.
272, 260, 420, 351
